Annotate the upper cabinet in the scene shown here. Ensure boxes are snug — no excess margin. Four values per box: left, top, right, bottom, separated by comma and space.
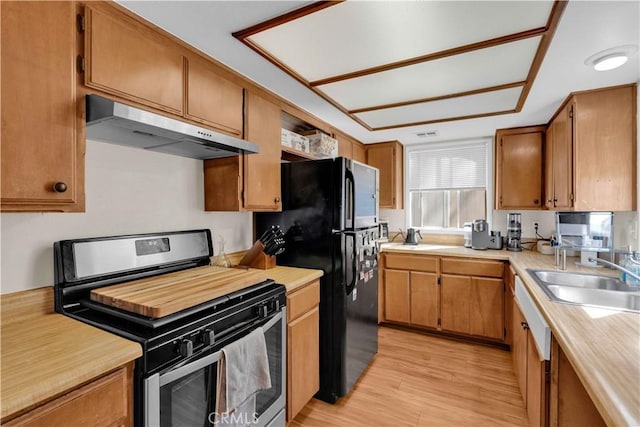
367, 141, 404, 209
84, 5, 183, 114
545, 102, 573, 209
547, 84, 637, 211
1, 1, 85, 212
352, 142, 367, 163
184, 54, 243, 137
204, 91, 281, 212
494, 126, 545, 210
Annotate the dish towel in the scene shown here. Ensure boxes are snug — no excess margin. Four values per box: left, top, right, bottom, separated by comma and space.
215, 326, 272, 427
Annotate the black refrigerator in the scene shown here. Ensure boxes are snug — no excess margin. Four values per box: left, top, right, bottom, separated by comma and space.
255, 157, 379, 403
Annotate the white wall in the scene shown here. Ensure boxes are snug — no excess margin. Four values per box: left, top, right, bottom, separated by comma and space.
0, 140, 253, 294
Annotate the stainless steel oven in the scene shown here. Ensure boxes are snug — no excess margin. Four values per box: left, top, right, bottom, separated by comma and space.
54, 229, 287, 427
144, 309, 286, 427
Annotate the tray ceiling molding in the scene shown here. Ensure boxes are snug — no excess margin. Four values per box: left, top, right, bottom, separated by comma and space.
235, 0, 568, 131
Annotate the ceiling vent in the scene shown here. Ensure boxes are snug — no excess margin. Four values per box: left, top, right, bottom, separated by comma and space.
416, 130, 439, 138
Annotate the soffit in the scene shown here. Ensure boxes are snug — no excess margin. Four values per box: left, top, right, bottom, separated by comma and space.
235, 1, 565, 131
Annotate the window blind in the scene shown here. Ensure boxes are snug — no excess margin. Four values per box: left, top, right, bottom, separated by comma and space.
408, 143, 487, 191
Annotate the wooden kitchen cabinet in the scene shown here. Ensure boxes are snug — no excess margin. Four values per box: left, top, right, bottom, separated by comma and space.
1, 1, 85, 212
494, 126, 545, 210
286, 280, 320, 422
383, 269, 411, 323
546, 101, 573, 209
366, 141, 403, 209
3, 363, 134, 427
546, 84, 637, 211
352, 142, 367, 163
383, 254, 439, 326
549, 338, 605, 427
204, 91, 281, 211
184, 54, 243, 137
440, 258, 505, 340
84, 4, 183, 114
505, 265, 516, 347
512, 299, 549, 427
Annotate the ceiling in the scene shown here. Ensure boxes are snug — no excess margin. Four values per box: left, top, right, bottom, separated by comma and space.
118, 1, 639, 145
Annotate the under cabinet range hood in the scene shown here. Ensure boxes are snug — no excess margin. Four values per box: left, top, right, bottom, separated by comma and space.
85, 94, 258, 159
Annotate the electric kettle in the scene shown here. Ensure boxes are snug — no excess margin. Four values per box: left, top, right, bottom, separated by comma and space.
404, 228, 422, 245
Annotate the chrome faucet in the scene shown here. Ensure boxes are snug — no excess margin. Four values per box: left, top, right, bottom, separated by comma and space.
587, 257, 640, 282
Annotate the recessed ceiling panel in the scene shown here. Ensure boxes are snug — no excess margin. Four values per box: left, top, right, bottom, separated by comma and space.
246, 1, 554, 82
354, 86, 523, 129
236, 1, 565, 131
317, 36, 541, 111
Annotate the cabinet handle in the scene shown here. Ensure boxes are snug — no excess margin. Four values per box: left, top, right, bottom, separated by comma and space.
274, 196, 281, 203
533, 199, 539, 205
53, 182, 68, 193
520, 321, 529, 330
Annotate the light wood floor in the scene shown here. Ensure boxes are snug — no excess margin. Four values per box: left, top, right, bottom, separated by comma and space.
290, 326, 528, 427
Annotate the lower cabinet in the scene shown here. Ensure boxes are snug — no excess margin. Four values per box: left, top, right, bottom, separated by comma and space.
549, 339, 606, 427
4, 363, 133, 427
381, 253, 505, 343
512, 299, 549, 427
286, 280, 320, 422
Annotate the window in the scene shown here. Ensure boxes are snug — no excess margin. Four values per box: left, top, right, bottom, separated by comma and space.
406, 140, 492, 231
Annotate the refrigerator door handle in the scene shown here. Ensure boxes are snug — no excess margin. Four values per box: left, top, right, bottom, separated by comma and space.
345, 232, 358, 295
345, 167, 356, 232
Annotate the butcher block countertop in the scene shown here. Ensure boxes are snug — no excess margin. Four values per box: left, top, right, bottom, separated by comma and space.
382, 243, 640, 427
263, 265, 324, 294
0, 287, 142, 422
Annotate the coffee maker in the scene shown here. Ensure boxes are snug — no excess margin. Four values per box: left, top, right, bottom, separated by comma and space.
506, 213, 522, 252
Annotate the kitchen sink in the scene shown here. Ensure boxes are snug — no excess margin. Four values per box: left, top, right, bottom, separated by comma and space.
527, 269, 640, 313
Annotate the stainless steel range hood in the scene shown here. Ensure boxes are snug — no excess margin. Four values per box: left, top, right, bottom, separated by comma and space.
85, 94, 258, 159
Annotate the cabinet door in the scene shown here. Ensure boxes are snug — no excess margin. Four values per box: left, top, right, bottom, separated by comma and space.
545, 122, 555, 209
551, 103, 573, 209
526, 332, 547, 427
410, 272, 438, 328
512, 301, 528, 403
1, 1, 84, 212
384, 269, 410, 323
470, 277, 504, 340
243, 91, 282, 211
185, 55, 243, 136
505, 267, 516, 347
352, 142, 367, 163
3, 364, 132, 426
496, 130, 544, 209
366, 141, 403, 209
573, 85, 636, 211
287, 306, 320, 422
85, 5, 183, 114
440, 275, 471, 334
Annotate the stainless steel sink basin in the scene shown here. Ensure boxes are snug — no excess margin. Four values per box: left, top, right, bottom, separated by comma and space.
527, 269, 640, 313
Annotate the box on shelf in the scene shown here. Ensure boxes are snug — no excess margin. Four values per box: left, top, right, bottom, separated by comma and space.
281, 129, 310, 152
301, 130, 338, 158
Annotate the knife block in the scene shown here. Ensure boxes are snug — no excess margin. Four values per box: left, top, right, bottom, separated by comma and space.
238, 241, 277, 270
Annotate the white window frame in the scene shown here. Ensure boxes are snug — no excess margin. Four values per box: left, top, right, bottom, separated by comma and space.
404, 138, 494, 234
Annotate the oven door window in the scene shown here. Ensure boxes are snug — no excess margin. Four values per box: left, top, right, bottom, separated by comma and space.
160, 366, 215, 426
255, 317, 282, 416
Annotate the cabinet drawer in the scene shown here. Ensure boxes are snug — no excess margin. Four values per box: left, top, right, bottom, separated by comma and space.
4, 365, 131, 426
287, 280, 320, 322
385, 254, 438, 272
441, 257, 504, 278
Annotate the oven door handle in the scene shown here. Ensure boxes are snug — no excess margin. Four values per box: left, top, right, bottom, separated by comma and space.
157, 309, 283, 387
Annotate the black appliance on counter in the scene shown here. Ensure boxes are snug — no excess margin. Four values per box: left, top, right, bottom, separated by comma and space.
54, 229, 286, 427
256, 157, 379, 403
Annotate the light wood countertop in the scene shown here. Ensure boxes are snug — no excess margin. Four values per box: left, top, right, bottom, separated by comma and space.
0, 287, 142, 422
261, 265, 324, 294
381, 243, 640, 427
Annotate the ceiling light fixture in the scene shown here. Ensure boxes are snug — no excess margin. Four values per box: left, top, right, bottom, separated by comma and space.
584, 45, 638, 71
